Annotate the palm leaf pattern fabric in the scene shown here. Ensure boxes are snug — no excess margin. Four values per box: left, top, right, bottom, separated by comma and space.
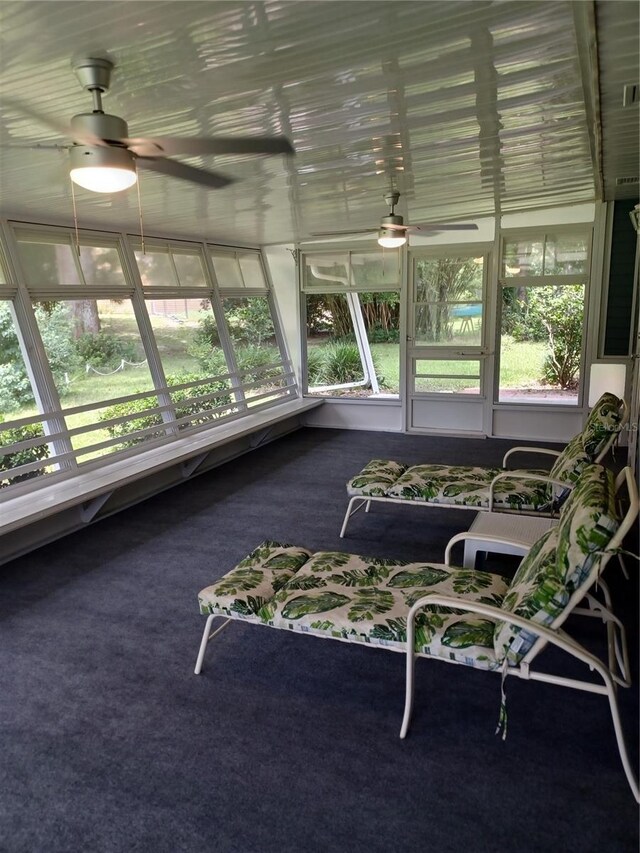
581, 392, 623, 457
385, 464, 554, 510
198, 542, 313, 619
347, 459, 408, 497
345, 394, 622, 513
197, 464, 618, 676
493, 464, 619, 664
200, 544, 509, 670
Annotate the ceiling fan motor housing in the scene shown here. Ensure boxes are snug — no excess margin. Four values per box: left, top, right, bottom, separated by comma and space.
380, 213, 404, 228
71, 112, 129, 143
69, 143, 135, 172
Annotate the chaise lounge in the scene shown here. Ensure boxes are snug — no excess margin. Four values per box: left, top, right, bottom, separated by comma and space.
194, 462, 639, 800
340, 392, 626, 537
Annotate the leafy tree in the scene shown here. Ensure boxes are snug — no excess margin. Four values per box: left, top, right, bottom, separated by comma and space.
531, 286, 584, 389
0, 302, 80, 411
415, 258, 480, 342
223, 298, 275, 346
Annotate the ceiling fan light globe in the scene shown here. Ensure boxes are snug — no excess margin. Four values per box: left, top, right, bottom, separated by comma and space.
69, 144, 137, 193
378, 227, 406, 248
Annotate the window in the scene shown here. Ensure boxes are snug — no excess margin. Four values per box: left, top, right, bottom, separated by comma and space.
33, 298, 160, 461
410, 251, 487, 396
414, 256, 484, 347
498, 230, 589, 405
211, 249, 295, 407
0, 226, 297, 495
0, 301, 52, 488
303, 251, 400, 398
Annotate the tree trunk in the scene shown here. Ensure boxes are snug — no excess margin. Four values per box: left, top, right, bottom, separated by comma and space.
71, 300, 101, 338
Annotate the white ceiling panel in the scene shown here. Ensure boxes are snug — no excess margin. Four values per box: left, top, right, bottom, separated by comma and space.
0, 1, 637, 245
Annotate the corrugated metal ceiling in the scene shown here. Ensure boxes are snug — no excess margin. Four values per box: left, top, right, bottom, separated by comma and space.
0, 1, 637, 245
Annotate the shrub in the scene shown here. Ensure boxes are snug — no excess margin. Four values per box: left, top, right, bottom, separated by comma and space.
224, 298, 275, 346
0, 302, 79, 410
75, 332, 138, 368
368, 325, 400, 344
98, 372, 234, 448
192, 311, 221, 348
306, 347, 325, 384
319, 341, 364, 384
0, 421, 49, 488
534, 286, 584, 389
236, 345, 282, 384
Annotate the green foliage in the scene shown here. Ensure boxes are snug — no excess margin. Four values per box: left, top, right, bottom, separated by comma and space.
98, 371, 233, 448
368, 325, 400, 343
415, 258, 480, 342
307, 341, 386, 389
306, 347, 325, 384
306, 291, 400, 340
501, 288, 547, 342
535, 286, 584, 389
75, 331, 137, 368
318, 341, 363, 384
0, 302, 80, 410
0, 420, 49, 488
501, 285, 584, 390
235, 345, 281, 383
192, 311, 221, 348
224, 297, 275, 346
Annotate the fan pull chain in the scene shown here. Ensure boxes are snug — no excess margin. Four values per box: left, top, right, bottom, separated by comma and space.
69, 178, 81, 257
135, 166, 146, 255
136, 168, 146, 255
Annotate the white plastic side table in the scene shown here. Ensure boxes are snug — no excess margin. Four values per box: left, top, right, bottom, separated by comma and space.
463, 513, 558, 569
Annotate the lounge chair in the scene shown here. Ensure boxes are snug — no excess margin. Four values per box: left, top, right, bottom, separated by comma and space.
194, 463, 639, 800
340, 392, 626, 537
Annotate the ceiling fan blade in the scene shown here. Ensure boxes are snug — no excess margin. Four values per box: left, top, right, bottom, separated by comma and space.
310, 228, 376, 237
124, 135, 294, 158
407, 223, 479, 232
0, 142, 70, 150
0, 96, 106, 146
136, 156, 234, 188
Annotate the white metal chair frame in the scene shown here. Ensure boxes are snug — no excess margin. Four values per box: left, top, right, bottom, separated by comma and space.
401, 467, 639, 802
501, 396, 628, 470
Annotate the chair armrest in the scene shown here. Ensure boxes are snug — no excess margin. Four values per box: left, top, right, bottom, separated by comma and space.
404, 594, 615, 682
502, 446, 562, 468
444, 531, 531, 566
488, 471, 574, 511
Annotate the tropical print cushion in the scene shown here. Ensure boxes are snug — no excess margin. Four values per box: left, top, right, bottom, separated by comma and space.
553, 464, 618, 588
198, 541, 312, 620
494, 464, 619, 665
258, 551, 508, 670
548, 434, 591, 486
582, 392, 622, 458
385, 464, 553, 511
347, 459, 408, 497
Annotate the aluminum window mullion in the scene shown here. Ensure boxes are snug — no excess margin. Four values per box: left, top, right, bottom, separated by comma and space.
120, 237, 177, 434
0, 221, 75, 471
201, 249, 247, 411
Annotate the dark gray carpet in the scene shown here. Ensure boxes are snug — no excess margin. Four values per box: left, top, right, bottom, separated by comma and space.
0, 428, 637, 852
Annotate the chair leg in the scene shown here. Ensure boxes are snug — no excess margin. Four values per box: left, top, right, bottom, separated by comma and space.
340, 497, 368, 538
603, 671, 640, 803
400, 616, 416, 739
194, 614, 215, 674
194, 614, 232, 674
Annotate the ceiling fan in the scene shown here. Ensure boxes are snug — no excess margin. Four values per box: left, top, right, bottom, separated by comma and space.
2, 57, 294, 193
311, 191, 478, 247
